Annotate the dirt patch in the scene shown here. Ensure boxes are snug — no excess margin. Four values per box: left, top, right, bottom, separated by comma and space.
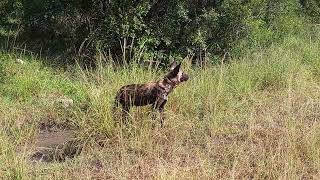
29, 130, 82, 162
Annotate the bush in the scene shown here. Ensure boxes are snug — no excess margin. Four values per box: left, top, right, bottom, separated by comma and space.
0, 0, 318, 65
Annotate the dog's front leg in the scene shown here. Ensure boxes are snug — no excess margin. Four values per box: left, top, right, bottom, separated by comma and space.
159, 103, 166, 127
153, 98, 167, 127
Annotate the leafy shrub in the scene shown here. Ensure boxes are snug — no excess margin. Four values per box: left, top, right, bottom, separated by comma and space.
0, 0, 318, 64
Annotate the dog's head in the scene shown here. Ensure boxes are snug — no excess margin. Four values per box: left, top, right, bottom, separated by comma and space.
164, 61, 189, 86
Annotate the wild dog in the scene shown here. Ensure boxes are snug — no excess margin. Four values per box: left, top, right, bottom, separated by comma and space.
114, 61, 189, 126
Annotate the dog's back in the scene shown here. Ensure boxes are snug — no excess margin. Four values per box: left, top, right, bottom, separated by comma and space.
116, 83, 159, 107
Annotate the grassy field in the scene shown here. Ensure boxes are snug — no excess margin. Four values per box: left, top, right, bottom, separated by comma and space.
0, 33, 320, 179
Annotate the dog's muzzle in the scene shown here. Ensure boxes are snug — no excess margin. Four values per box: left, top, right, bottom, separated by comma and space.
181, 74, 189, 82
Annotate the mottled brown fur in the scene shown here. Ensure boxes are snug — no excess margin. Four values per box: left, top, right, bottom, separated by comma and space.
114, 61, 189, 126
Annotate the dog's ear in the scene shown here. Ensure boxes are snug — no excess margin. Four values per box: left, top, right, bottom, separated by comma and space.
166, 62, 181, 79
169, 60, 178, 70
174, 62, 181, 72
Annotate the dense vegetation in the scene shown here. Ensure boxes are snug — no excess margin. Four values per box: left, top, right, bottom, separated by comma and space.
0, 0, 320, 179
1, 0, 320, 63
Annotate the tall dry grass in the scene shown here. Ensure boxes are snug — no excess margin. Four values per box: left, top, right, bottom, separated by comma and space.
0, 33, 320, 179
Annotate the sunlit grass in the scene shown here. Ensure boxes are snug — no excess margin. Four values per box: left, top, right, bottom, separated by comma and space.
0, 33, 320, 179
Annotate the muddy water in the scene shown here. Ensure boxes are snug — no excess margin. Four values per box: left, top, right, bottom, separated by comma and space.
30, 130, 82, 162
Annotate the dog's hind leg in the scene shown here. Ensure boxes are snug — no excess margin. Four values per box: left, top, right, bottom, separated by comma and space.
121, 105, 130, 123
113, 101, 130, 126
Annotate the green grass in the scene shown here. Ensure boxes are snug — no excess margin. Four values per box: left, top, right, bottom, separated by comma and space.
0, 33, 320, 179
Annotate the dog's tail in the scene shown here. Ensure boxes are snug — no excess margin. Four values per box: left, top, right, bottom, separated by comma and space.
112, 93, 120, 120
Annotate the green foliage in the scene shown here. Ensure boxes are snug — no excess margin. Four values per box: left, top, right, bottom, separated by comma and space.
300, 0, 320, 22
0, 0, 318, 64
